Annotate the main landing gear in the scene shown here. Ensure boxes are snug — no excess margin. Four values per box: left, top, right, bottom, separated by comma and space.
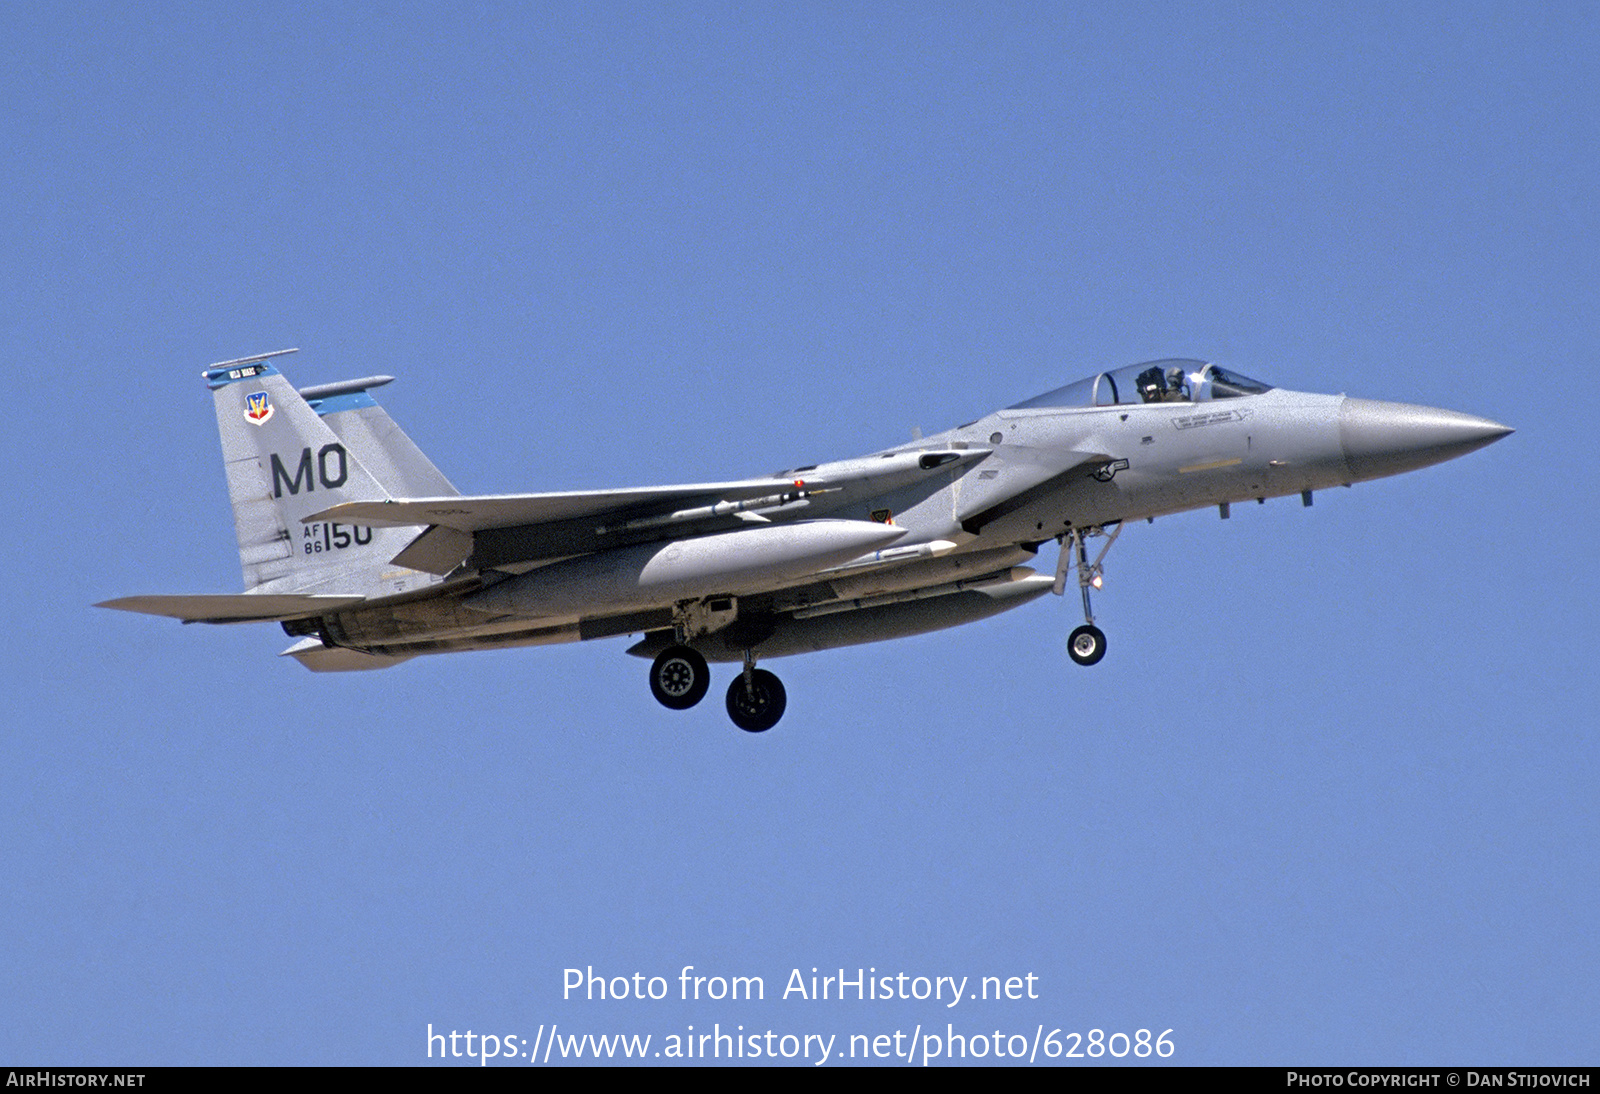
1056, 524, 1121, 667
647, 644, 787, 733
727, 652, 786, 733
649, 645, 710, 709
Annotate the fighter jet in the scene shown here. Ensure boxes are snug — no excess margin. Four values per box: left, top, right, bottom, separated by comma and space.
99, 350, 1510, 732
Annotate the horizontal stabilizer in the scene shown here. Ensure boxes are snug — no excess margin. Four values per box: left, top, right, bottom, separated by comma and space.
279, 637, 413, 672
306, 479, 808, 532
95, 593, 365, 624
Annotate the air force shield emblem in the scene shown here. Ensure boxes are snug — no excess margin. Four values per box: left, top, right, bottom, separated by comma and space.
243, 391, 274, 426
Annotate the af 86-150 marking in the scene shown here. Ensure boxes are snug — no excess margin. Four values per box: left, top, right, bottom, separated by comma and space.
301, 522, 373, 554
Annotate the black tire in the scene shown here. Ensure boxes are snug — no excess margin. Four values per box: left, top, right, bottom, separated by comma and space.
1067, 624, 1107, 666
650, 645, 710, 710
725, 669, 787, 733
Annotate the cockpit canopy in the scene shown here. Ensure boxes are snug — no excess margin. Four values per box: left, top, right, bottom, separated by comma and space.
1009, 359, 1273, 410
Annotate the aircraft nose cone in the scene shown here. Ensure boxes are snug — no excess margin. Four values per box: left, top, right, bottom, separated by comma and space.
1340, 398, 1513, 481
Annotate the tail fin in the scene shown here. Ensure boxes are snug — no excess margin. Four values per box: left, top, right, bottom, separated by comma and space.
205, 350, 423, 594
298, 375, 460, 498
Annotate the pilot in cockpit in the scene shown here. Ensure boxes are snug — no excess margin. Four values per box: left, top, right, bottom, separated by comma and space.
1136, 365, 1192, 403
1136, 366, 1164, 403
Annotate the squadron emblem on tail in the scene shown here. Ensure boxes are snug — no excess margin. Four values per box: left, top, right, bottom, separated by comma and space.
243, 391, 273, 425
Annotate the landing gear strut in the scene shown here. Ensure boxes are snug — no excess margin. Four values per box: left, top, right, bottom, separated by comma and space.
725, 650, 786, 733
1055, 524, 1121, 667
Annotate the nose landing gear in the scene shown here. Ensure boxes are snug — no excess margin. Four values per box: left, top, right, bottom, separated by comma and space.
1055, 523, 1121, 667
1068, 623, 1107, 666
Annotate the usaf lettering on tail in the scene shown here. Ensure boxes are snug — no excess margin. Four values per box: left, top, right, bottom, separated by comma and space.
98, 348, 1511, 734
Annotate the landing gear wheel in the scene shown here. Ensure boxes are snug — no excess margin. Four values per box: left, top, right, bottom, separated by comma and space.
726, 669, 786, 733
650, 645, 710, 709
1068, 624, 1107, 666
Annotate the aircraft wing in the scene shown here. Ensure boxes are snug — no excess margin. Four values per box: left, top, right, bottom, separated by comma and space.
305, 479, 805, 532
304, 478, 825, 574
95, 593, 366, 623
301, 451, 1123, 576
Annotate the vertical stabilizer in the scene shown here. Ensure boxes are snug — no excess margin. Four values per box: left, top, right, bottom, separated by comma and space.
204, 351, 424, 594
300, 376, 460, 498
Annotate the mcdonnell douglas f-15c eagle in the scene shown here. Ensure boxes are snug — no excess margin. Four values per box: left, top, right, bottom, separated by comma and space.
100, 349, 1510, 732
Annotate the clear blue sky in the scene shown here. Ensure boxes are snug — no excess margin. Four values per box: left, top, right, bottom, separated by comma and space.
3, 2, 1595, 1065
